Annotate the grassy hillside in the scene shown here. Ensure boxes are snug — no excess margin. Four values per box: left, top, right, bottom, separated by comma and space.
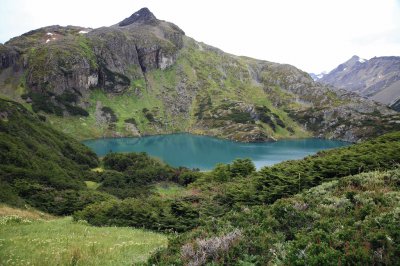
0, 205, 167, 266
149, 168, 400, 265
0, 98, 112, 215
43, 38, 310, 141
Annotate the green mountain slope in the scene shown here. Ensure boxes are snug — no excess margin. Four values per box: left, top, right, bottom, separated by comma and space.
1, 8, 399, 142
0, 98, 112, 214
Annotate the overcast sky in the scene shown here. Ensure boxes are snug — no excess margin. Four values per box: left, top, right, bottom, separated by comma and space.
1, 0, 399, 73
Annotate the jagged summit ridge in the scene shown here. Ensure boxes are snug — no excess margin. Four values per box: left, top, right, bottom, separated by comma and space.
118, 7, 157, 26
319, 55, 400, 108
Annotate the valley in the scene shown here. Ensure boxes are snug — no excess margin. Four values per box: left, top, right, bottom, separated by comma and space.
1, 95, 400, 264
0, 5, 400, 266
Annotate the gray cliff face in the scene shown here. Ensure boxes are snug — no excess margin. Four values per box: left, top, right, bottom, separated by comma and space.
26, 39, 98, 97
319, 55, 400, 110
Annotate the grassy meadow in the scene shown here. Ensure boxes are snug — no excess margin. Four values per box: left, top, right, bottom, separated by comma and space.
0, 205, 167, 266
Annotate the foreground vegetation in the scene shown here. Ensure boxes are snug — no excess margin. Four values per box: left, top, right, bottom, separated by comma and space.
0, 98, 112, 215
0, 205, 167, 266
150, 169, 400, 265
1, 97, 400, 265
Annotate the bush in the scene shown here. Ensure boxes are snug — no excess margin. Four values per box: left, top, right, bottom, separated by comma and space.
178, 171, 202, 186
65, 104, 89, 116
101, 153, 184, 198
230, 158, 256, 177
124, 118, 137, 125
75, 196, 200, 232
101, 106, 118, 122
142, 108, 156, 122
212, 163, 232, 182
55, 91, 79, 104
226, 109, 253, 124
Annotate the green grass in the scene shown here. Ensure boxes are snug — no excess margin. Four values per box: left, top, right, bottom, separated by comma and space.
0, 216, 167, 266
153, 182, 189, 199
91, 167, 104, 173
47, 86, 169, 140
85, 181, 100, 190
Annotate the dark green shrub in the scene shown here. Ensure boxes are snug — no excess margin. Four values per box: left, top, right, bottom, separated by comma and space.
178, 171, 202, 186
101, 106, 118, 122
124, 118, 137, 125
65, 104, 89, 116
230, 158, 256, 177
0, 98, 99, 213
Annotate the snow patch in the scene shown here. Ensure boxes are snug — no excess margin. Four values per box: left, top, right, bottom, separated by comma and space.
358, 58, 366, 63
343, 67, 347, 71
317, 73, 325, 79
46, 39, 50, 43
79, 30, 89, 34
46, 32, 53, 36
136, 13, 140, 16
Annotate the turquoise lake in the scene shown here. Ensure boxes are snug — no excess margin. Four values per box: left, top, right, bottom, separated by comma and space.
83, 134, 350, 170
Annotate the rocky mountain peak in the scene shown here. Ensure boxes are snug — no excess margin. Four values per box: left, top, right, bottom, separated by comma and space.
319, 55, 400, 109
350, 55, 360, 61
346, 55, 363, 65
118, 7, 157, 27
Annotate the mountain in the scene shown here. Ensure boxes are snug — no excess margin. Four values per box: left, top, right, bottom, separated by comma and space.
1, 8, 399, 142
309, 72, 326, 81
318, 55, 400, 110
